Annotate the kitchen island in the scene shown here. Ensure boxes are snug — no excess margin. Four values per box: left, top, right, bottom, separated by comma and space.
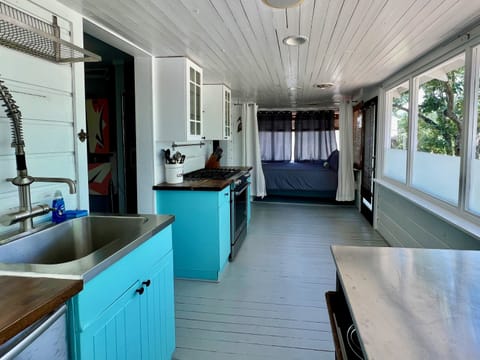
327, 245, 480, 359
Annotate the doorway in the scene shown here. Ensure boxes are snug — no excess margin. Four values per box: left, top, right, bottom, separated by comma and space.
360, 97, 377, 224
83, 34, 137, 214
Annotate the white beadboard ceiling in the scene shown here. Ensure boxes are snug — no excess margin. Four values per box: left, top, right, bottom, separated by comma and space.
57, 0, 480, 108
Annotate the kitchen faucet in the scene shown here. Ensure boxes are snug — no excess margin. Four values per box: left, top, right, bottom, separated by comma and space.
0, 78, 77, 232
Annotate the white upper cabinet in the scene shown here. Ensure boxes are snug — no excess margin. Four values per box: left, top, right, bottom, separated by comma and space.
156, 57, 203, 141
203, 84, 231, 140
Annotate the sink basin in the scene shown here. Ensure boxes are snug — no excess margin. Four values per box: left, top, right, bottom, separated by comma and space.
0, 214, 174, 281
0, 216, 147, 264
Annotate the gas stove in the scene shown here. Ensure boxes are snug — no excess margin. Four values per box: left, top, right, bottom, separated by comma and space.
183, 168, 243, 180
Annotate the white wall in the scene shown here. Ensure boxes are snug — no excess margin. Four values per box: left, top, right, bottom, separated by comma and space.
134, 56, 156, 214
0, 0, 87, 236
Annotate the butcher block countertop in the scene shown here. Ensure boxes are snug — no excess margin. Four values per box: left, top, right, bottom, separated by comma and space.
0, 276, 82, 344
153, 166, 252, 191
331, 245, 480, 360
153, 178, 233, 191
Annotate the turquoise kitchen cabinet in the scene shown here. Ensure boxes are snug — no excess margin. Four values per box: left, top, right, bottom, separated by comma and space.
68, 226, 175, 360
140, 252, 175, 360
156, 187, 230, 281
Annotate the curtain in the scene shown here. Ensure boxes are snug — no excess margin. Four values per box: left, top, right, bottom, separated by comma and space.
336, 100, 355, 201
257, 111, 292, 161
294, 111, 337, 161
243, 104, 267, 197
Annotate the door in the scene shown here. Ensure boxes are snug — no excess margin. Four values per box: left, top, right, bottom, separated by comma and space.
75, 281, 142, 360
84, 33, 137, 214
360, 97, 378, 224
141, 251, 175, 360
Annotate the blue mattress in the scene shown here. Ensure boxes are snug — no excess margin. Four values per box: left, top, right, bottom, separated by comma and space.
262, 161, 338, 193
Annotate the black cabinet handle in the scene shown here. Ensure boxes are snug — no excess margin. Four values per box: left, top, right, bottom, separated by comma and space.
142, 280, 151, 287
136, 287, 145, 295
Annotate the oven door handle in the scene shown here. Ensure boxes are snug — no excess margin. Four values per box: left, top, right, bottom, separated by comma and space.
233, 183, 248, 196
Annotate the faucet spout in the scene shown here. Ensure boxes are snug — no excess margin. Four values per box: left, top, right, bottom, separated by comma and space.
32, 177, 77, 194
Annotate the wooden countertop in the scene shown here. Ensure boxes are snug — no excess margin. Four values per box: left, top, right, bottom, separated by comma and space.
331, 245, 480, 359
153, 178, 233, 191
153, 167, 252, 191
0, 276, 83, 345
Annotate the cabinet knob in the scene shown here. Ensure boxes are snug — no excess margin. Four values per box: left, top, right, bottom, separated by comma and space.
142, 280, 151, 287
136, 287, 145, 295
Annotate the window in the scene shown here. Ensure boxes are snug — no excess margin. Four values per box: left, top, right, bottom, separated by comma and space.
257, 111, 292, 161
294, 111, 337, 161
384, 81, 409, 182
258, 111, 337, 162
467, 46, 480, 215
412, 53, 465, 204
382, 48, 480, 220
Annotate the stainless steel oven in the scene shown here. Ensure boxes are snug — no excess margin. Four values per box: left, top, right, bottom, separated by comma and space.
230, 177, 249, 260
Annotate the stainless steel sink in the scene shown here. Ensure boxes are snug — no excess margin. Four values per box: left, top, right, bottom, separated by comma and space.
0, 214, 174, 281
0, 216, 148, 264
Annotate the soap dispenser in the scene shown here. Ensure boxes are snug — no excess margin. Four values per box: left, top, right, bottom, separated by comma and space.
52, 191, 66, 224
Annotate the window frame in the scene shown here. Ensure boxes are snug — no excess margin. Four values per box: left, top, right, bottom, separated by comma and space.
380, 32, 480, 230
383, 80, 410, 184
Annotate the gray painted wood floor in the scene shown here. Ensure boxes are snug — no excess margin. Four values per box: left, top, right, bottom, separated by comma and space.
173, 202, 388, 360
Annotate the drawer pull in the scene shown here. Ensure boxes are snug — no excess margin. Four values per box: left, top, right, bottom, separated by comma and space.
142, 280, 151, 287
136, 287, 145, 295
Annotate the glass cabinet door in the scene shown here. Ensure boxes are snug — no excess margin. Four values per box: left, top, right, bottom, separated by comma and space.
189, 66, 202, 138
224, 89, 231, 139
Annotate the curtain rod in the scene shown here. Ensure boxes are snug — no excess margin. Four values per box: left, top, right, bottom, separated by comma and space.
258, 107, 339, 111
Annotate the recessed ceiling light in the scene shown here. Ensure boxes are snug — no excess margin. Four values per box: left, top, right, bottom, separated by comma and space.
262, 0, 304, 9
283, 35, 308, 46
314, 83, 335, 89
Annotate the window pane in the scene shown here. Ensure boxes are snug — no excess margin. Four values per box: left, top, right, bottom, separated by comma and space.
468, 48, 480, 214
190, 83, 195, 121
195, 85, 201, 121
384, 81, 409, 182
412, 53, 465, 204
190, 67, 195, 81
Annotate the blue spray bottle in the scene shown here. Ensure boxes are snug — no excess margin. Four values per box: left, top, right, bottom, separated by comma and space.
52, 191, 66, 224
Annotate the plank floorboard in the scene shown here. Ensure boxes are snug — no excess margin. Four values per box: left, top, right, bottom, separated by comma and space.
173, 202, 388, 359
